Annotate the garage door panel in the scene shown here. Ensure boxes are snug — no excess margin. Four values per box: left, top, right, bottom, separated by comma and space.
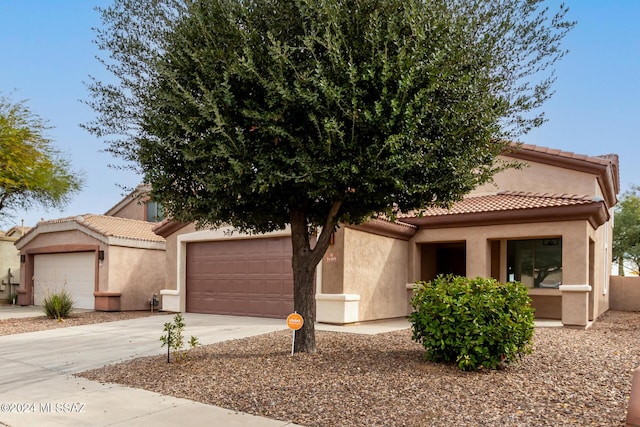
186, 237, 295, 318
33, 252, 95, 310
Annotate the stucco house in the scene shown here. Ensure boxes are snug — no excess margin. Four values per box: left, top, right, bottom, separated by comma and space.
14, 188, 166, 311
155, 143, 619, 329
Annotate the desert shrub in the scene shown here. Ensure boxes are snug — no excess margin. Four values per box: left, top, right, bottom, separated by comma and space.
410, 275, 534, 371
42, 288, 74, 320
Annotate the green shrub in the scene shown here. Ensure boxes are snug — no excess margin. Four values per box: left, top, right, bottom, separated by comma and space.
160, 313, 200, 362
410, 275, 534, 371
42, 288, 74, 320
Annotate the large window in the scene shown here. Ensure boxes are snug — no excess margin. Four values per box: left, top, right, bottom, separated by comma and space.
146, 201, 165, 222
507, 238, 562, 289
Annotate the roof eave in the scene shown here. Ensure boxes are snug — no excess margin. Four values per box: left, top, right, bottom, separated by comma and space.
345, 218, 418, 240
153, 219, 190, 238
398, 202, 609, 230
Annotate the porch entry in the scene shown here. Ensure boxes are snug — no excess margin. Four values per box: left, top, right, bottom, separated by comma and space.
420, 241, 467, 282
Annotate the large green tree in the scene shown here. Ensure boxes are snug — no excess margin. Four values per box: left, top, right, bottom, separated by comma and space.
87, 0, 573, 352
0, 94, 83, 224
613, 186, 640, 276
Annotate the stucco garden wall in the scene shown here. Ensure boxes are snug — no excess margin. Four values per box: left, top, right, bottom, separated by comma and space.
610, 276, 640, 311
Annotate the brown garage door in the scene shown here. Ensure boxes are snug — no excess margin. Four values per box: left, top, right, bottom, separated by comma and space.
186, 237, 294, 318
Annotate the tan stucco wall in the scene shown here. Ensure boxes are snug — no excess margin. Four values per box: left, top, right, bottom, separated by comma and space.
20, 229, 100, 248
321, 227, 346, 294
341, 227, 409, 321
110, 198, 147, 221
0, 237, 20, 300
588, 217, 613, 320
162, 223, 197, 291
610, 276, 640, 311
107, 245, 165, 310
474, 155, 601, 198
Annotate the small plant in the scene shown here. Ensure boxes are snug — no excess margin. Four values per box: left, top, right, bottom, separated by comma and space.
42, 288, 74, 321
160, 313, 200, 362
7, 292, 18, 304
410, 275, 534, 371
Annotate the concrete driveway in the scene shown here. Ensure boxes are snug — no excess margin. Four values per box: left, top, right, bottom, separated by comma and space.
0, 311, 301, 427
0, 308, 410, 426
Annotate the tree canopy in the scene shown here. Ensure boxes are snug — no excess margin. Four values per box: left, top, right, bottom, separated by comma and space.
88, 0, 574, 352
0, 94, 83, 224
613, 186, 640, 276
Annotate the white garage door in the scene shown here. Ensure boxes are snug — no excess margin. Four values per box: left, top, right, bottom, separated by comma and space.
33, 252, 96, 310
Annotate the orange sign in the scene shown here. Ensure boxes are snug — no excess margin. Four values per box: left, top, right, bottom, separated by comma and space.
286, 313, 304, 330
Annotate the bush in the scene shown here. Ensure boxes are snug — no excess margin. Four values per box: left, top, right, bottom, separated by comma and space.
160, 313, 200, 362
42, 288, 74, 320
410, 275, 534, 371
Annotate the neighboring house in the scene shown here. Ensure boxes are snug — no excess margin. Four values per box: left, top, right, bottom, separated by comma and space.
0, 226, 29, 302
155, 143, 619, 329
14, 188, 166, 311
106, 184, 166, 223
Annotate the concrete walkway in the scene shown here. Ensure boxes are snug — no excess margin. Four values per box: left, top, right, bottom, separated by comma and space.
0, 306, 410, 426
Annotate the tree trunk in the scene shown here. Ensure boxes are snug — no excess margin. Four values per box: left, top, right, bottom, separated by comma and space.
619, 256, 625, 276
289, 204, 340, 353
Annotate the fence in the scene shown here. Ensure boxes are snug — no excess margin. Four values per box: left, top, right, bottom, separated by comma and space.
610, 276, 640, 312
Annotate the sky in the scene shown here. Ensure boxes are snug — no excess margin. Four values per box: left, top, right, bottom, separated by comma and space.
0, 0, 639, 228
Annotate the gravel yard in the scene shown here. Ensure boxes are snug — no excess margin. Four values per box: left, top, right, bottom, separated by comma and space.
0, 306, 162, 336
1, 305, 637, 426
72, 310, 639, 427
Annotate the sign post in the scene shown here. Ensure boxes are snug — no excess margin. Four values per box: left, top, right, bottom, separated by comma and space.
286, 312, 304, 355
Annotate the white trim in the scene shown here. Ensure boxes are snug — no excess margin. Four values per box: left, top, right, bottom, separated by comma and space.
603, 221, 610, 295
316, 293, 361, 302
316, 293, 361, 324
559, 284, 592, 292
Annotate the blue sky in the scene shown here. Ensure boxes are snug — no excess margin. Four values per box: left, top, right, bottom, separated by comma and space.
1, 0, 639, 228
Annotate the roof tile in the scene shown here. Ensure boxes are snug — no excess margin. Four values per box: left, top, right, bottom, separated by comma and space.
33, 214, 165, 243
397, 191, 598, 219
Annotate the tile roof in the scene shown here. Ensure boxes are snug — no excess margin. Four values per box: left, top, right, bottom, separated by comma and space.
397, 191, 600, 219
509, 142, 614, 167
29, 214, 165, 243
79, 214, 166, 242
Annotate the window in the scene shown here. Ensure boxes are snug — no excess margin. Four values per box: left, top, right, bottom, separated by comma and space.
507, 238, 562, 289
146, 201, 165, 222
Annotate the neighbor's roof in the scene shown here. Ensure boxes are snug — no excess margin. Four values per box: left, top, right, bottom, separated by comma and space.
74, 214, 166, 242
104, 183, 151, 216
15, 214, 165, 250
397, 191, 608, 229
